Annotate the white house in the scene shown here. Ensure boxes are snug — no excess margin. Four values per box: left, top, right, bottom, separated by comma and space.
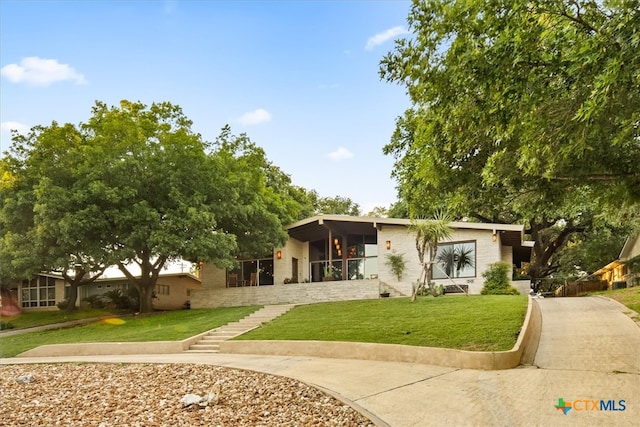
192, 215, 533, 308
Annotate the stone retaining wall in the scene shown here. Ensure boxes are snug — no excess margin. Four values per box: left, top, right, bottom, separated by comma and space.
191, 279, 381, 308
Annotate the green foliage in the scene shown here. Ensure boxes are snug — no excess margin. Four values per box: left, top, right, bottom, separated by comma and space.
0, 321, 15, 330
238, 296, 528, 351
481, 262, 519, 295
102, 289, 137, 310
410, 212, 453, 298
82, 295, 106, 309
384, 251, 407, 281
380, 0, 640, 280
1, 101, 304, 313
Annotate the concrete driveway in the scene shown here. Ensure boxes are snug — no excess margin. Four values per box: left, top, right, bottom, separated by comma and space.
3, 296, 639, 426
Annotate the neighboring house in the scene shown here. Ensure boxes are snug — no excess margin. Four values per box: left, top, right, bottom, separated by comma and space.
193, 215, 533, 308
588, 233, 640, 289
7, 271, 201, 312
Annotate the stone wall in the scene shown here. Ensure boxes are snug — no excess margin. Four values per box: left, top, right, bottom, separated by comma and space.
191, 279, 381, 308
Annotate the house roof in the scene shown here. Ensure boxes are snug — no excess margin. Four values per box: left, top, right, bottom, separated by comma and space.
589, 260, 625, 279
619, 232, 640, 261
286, 215, 528, 247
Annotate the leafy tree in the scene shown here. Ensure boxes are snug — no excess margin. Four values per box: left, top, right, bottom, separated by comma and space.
1, 124, 116, 312
380, 0, 640, 280
207, 127, 291, 259
311, 192, 361, 216
365, 206, 389, 218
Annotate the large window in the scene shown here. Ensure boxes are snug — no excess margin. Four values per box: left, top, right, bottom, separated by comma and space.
432, 242, 476, 279
309, 234, 378, 282
228, 258, 274, 286
21, 276, 56, 308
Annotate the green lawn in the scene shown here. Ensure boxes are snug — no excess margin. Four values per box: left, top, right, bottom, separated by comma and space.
1, 296, 529, 358
235, 296, 528, 352
1, 308, 115, 330
589, 287, 640, 315
0, 306, 260, 358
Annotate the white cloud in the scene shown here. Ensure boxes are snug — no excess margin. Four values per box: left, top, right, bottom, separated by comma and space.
1, 121, 29, 134
237, 108, 272, 126
365, 26, 409, 51
0, 57, 87, 86
327, 147, 354, 161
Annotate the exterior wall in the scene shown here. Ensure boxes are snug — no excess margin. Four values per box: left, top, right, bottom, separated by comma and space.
377, 225, 504, 295
274, 238, 306, 285
191, 279, 380, 308
378, 225, 416, 296
500, 245, 513, 265
80, 275, 201, 310
200, 264, 226, 289
623, 236, 640, 287
153, 275, 201, 310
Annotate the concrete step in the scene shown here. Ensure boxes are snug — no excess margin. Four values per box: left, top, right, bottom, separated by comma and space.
189, 344, 221, 351
187, 304, 295, 352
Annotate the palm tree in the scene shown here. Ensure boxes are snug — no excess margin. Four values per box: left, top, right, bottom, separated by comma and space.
409, 212, 453, 300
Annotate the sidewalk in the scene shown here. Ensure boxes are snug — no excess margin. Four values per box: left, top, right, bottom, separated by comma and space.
3, 297, 639, 426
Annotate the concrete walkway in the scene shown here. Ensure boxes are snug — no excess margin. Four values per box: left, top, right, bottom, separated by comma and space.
2, 296, 639, 426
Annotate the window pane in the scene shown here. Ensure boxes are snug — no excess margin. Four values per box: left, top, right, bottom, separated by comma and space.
433, 242, 476, 279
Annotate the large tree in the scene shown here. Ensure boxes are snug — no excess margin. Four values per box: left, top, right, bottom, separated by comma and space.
1, 102, 309, 313
380, 0, 640, 280
1, 124, 117, 312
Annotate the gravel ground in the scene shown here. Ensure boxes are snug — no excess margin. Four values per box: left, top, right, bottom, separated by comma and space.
0, 363, 375, 426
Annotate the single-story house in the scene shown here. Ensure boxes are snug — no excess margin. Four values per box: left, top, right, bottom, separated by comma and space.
4, 270, 201, 313
192, 215, 533, 308
587, 232, 640, 289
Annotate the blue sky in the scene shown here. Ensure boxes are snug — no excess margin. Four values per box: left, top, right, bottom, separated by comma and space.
1, 0, 412, 213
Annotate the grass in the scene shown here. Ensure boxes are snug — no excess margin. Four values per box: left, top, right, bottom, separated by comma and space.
0, 295, 530, 358
589, 287, 640, 315
1, 308, 115, 330
0, 306, 260, 358
235, 295, 529, 352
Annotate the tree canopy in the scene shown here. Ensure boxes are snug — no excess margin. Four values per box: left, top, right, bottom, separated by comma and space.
380, 0, 640, 279
0, 101, 304, 312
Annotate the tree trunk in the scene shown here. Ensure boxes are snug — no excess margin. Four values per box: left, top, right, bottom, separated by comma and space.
138, 283, 154, 313
65, 284, 79, 313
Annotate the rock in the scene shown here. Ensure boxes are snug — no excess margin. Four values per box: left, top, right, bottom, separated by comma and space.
16, 374, 34, 384
180, 393, 204, 407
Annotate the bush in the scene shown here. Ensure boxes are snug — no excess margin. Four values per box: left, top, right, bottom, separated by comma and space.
56, 299, 70, 310
0, 321, 15, 330
82, 294, 106, 309
481, 262, 519, 295
102, 289, 136, 310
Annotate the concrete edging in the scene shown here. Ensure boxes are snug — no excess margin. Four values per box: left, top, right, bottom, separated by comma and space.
17, 332, 208, 357
17, 298, 542, 370
219, 297, 542, 370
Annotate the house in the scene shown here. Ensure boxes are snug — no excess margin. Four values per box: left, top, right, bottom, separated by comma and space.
5, 270, 201, 313
192, 215, 533, 308
588, 232, 640, 290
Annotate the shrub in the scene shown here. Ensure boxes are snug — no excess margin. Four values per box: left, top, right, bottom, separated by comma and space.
82, 294, 106, 309
56, 299, 70, 310
384, 251, 406, 281
481, 262, 519, 295
0, 321, 15, 330
102, 289, 136, 310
